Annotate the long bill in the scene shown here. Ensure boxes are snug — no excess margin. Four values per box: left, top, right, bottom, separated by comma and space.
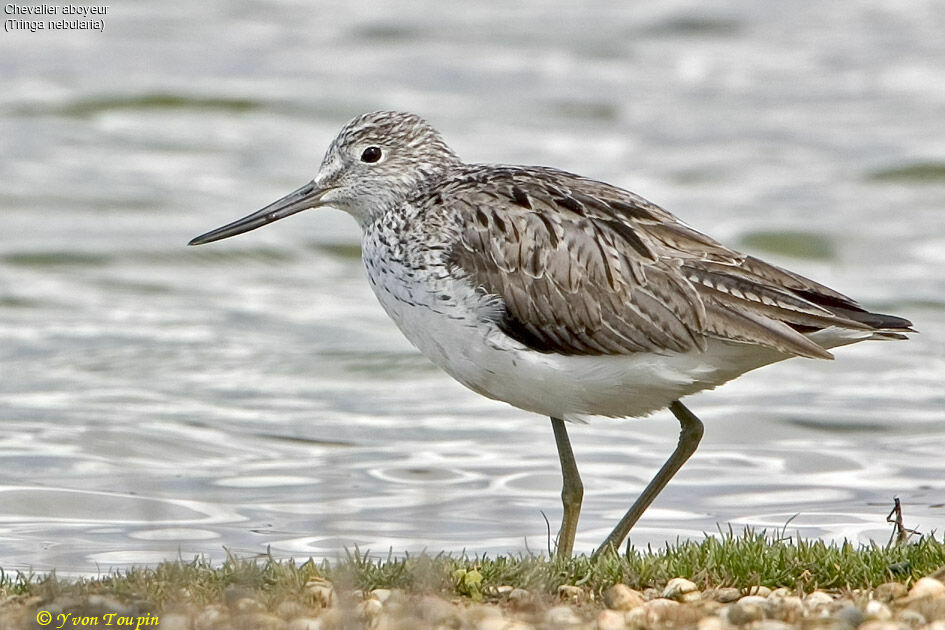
188, 181, 332, 246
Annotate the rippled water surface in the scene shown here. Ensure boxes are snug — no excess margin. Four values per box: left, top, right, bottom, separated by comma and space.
2, 1, 944, 574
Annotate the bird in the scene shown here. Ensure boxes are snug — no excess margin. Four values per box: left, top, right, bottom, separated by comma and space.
189, 111, 914, 558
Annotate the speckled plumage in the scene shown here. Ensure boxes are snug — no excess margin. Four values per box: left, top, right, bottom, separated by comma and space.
190, 110, 913, 556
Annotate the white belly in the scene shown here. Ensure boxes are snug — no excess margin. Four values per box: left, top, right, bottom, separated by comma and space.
362, 253, 799, 421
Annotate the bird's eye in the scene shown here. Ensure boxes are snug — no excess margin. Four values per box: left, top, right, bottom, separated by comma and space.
360, 146, 383, 163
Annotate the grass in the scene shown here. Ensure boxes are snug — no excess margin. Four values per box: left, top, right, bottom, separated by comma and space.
2, 529, 944, 611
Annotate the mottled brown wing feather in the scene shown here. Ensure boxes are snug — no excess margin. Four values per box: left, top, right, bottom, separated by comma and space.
442, 166, 912, 359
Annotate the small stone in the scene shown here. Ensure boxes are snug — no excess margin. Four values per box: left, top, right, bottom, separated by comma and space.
711, 587, 741, 603
508, 588, 536, 612
896, 609, 927, 626
627, 598, 701, 628
558, 584, 586, 603
746, 586, 772, 598
663, 578, 700, 603
417, 595, 455, 624
865, 600, 893, 621
805, 590, 834, 611
919, 621, 945, 630
493, 585, 515, 597
194, 605, 228, 630
370, 588, 392, 603
596, 609, 625, 630
765, 595, 803, 623
909, 577, 945, 600
834, 605, 864, 628
697, 616, 724, 630
753, 622, 793, 630
234, 597, 266, 614
642, 587, 662, 601
727, 595, 766, 625
605, 584, 645, 611
305, 578, 334, 608
357, 598, 383, 620
287, 619, 322, 630
546, 604, 582, 626
768, 588, 794, 599
874, 582, 909, 602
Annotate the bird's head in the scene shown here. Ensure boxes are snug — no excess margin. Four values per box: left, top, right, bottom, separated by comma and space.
189, 111, 461, 245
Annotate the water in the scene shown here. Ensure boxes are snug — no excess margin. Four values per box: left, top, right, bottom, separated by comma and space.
2, 0, 944, 575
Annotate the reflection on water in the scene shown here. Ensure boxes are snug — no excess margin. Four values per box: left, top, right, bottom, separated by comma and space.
1, 1, 944, 574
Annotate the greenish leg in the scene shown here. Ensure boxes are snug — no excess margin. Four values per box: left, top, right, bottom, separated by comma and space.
593, 400, 705, 558
550, 416, 583, 559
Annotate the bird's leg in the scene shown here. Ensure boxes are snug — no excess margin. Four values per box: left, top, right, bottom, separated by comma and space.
550, 416, 583, 559
592, 400, 704, 557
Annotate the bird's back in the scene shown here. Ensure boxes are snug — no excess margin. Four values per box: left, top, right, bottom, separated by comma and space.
356, 163, 912, 419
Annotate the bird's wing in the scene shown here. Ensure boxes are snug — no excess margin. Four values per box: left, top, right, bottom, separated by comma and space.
441, 166, 887, 359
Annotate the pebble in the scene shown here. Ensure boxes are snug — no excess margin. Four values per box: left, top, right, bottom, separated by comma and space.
895, 608, 927, 626
711, 587, 742, 603
697, 616, 724, 630
833, 604, 864, 628
546, 604, 583, 626
765, 595, 804, 623
627, 597, 702, 628
908, 577, 945, 599
727, 595, 766, 625
508, 587, 536, 612
493, 585, 515, 597
805, 590, 835, 611
194, 604, 228, 630
305, 578, 334, 608
663, 577, 700, 603
604, 584, 645, 611
865, 600, 893, 621
416, 594, 455, 624
747, 586, 773, 598
357, 597, 383, 620
874, 583, 909, 602
287, 619, 322, 630
597, 609, 625, 630
558, 584, 587, 603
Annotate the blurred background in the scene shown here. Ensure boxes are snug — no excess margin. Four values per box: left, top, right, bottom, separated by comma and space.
1, 0, 943, 575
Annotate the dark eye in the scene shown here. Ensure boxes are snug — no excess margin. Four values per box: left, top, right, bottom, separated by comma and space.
360, 146, 382, 163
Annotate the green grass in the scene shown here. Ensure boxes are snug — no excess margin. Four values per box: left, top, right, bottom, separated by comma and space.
3, 530, 944, 610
